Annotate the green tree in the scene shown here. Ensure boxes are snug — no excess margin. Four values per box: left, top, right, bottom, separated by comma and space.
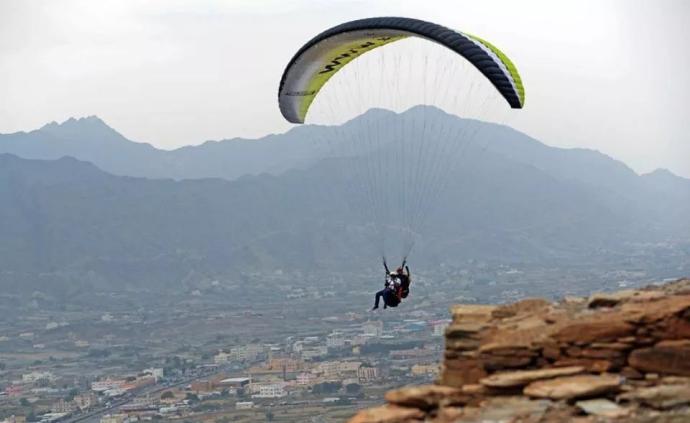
20, 398, 30, 407
161, 391, 174, 399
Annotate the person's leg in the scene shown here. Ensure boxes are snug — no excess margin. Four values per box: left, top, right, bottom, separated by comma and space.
373, 289, 384, 309
383, 289, 395, 309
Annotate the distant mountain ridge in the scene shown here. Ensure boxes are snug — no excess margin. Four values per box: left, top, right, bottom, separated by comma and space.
0, 109, 688, 293
2, 109, 688, 188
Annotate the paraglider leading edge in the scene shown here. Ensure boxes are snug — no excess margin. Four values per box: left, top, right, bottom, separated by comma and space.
278, 16, 525, 124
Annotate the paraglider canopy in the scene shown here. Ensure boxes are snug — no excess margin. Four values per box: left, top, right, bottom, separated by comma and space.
277, 16, 525, 263
279, 17, 524, 124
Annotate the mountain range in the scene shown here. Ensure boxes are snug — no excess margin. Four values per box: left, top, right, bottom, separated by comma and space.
1, 107, 688, 293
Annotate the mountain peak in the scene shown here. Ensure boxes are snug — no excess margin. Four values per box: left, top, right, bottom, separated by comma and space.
642, 168, 690, 182
37, 115, 134, 146
645, 168, 676, 178
40, 115, 110, 131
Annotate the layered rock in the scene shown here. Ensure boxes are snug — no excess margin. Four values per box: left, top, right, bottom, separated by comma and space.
350, 278, 690, 422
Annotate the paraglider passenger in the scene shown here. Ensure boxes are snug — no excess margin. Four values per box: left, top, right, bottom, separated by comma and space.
372, 272, 400, 310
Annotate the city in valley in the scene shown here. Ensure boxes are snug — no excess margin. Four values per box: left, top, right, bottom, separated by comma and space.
2, 249, 688, 423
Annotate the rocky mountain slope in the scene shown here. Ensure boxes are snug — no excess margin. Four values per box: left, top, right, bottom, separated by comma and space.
350, 278, 690, 422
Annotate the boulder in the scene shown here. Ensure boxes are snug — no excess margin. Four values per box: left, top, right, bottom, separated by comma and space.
450, 397, 554, 423
523, 374, 622, 400
384, 385, 469, 409
575, 398, 630, 418
628, 342, 690, 376
552, 358, 614, 373
554, 318, 635, 343
481, 354, 533, 370
480, 366, 584, 388
450, 305, 496, 323
348, 405, 425, 423
439, 362, 487, 388
445, 322, 488, 338
588, 290, 640, 308
620, 295, 690, 324
445, 338, 480, 351
618, 384, 690, 409
492, 298, 551, 319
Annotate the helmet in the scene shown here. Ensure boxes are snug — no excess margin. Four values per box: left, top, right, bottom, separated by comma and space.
389, 272, 397, 276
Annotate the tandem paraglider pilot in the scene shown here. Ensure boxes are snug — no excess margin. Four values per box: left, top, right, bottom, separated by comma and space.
372, 259, 411, 311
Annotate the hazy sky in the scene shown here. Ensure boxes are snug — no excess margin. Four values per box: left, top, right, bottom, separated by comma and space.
1, 0, 688, 177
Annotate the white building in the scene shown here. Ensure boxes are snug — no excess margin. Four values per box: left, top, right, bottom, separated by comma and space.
214, 351, 231, 364
317, 361, 361, 378
296, 373, 314, 386
235, 401, 254, 409
99, 414, 126, 423
22, 371, 56, 384
73, 393, 99, 410
143, 368, 164, 381
91, 379, 124, 392
361, 321, 383, 337
357, 366, 379, 382
252, 383, 286, 398
229, 344, 264, 362
326, 332, 346, 348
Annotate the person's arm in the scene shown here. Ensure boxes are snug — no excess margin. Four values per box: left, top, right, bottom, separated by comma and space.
383, 259, 390, 274
405, 265, 410, 277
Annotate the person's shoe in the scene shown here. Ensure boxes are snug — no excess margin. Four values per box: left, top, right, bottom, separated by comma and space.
371, 306, 378, 311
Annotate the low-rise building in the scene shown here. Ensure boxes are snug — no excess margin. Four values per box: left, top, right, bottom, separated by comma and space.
22, 371, 56, 384
100, 414, 126, 423
252, 383, 286, 398
235, 401, 254, 410
411, 364, 439, 376
51, 398, 76, 414
142, 368, 164, 382
73, 392, 99, 410
1, 415, 27, 423
91, 379, 125, 392
229, 344, 265, 362
357, 366, 379, 382
361, 321, 383, 337
326, 332, 346, 348
213, 351, 231, 364
296, 373, 314, 386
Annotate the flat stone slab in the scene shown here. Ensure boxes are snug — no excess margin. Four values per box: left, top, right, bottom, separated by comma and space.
348, 404, 425, 423
480, 366, 584, 388
524, 374, 622, 400
576, 398, 629, 418
618, 384, 690, 409
384, 385, 469, 409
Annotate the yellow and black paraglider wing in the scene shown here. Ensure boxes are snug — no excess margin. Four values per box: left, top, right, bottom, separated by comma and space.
278, 17, 525, 124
